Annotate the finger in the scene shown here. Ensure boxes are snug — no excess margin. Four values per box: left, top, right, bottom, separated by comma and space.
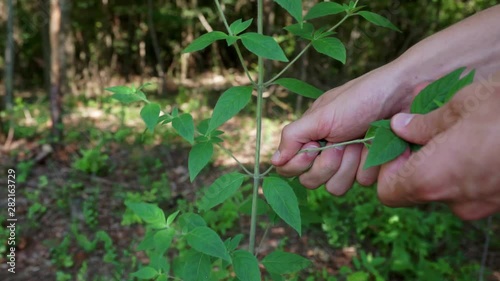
325, 144, 363, 196
356, 145, 379, 186
299, 143, 345, 189
449, 201, 500, 221
377, 136, 455, 207
275, 142, 321, 177
272, 112, 331, 166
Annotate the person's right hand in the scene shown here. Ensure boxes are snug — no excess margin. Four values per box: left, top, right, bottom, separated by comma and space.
272, 63, 424, 195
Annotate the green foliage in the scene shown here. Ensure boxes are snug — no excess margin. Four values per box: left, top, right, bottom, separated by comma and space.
182, 31, 228, 53
198, 172, 246, 211
305, 2, 345, 20
274, 78, 323, 99
274, 0, 303, 23
262, 251, 311, 275
140, 103, 161, 132
73, 147, 109, 175
125, 202, 166, 228
240, 33, 289, 62
186, 226, 232, 262
233, 250, 261, 281
172, 113, 195, 144
208, 86, 253, 133
312, 37, 347, 64
188, 141, 214, 182
357, 11, 401, 32
365, 68, 475, 168
262, 177, 302, 235
230, 19, 253, 36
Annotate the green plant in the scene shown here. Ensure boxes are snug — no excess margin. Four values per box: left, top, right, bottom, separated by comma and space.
73, 146, 109, 175
107, 0, 401, 279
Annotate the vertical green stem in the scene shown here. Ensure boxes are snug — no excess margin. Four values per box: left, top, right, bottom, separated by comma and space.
249, 0, 264, 254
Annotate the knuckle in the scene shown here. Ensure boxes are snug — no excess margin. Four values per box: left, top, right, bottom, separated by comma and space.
299, 176, 320, 189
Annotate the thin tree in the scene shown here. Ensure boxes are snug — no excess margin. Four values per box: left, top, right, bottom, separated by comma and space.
3, 0, 15, 143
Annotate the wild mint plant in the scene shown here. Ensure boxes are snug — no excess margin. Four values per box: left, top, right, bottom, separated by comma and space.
106, 0, 401, 279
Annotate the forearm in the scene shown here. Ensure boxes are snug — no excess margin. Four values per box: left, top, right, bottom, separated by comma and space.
394, 5, 500, 85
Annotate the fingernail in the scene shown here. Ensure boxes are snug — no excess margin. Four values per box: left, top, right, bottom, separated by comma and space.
335, 145, 345, 151
392, 113, 414, 130
272, 151, 280, 163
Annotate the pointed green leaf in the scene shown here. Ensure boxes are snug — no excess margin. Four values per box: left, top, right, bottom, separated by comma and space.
172, 113, 195, 144
275, 0, 303, 23
199, 172, 246, 211
262, 177, 301, 235
136, 230, 155, 251
358, 11, 400, 32
411, 67, 467, 114
154, 228, 175, 255
305, 2, 345, 20
183, 31, 228, 53
125, 202, 166, 227
188, 142, 213, 182
444, 69, 475, 103
239, 198, 269, 216
312, 37, 346, 64
262, 251, 311, 274
178, 213, 207, 233
141, 103, 161, 132
230, 19, 253, 35
274, 78, 323, 99
208, 86, 253, 132
364, 127, 408, 169
150, 251, 170, 273
240, 33, 289, 62
183, 250, 211, 281
186, 226, 232, 262
226, 36, 239, 46
166, 210, 180, 227
156, 274, 168, 281
131, 267, 158, 280
225, 234, 244, 252
284, 23, 314, 40
233, 250, 261, 281
107, 86, 148, 104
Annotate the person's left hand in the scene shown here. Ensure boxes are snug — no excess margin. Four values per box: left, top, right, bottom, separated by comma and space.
378, 73, 500, 220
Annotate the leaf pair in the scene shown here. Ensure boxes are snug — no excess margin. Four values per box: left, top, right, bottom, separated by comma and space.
364, 67, 475, 168
183, 30, 288, 62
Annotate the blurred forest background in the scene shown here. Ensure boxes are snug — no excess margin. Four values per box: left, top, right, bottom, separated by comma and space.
1, 0, 499, 280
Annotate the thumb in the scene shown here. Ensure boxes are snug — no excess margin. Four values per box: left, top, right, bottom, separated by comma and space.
391, 105, 460, 145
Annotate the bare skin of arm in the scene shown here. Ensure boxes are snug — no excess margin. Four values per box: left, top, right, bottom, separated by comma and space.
272, 5, 500, 197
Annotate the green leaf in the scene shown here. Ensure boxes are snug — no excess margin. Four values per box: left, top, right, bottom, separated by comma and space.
208, 86, 253, 133
305, 2, 345, 20
240, 33, 289, 62
233, 250, 261, 281
107, 86, 148, 104
136, 230, 155, 251
347, 272, 370, 281
125, 202, 166, 227
154, 228, 175, 255
226, 36, 239, 46
225, 234, 244, 252
172, 113, 195, 144
166, 210, 180, 227
186, 226, 232, 262
158, 114, 173, 125
262, 177, 301, 235
444, 69, 475, 103
183, 31, 228, 53
284, 23, 314, 40
149, 251, 170, 273
156, 274, 168, 281
131, 267, 158, 280
364, 127, 408, 169
410, 67, 467, 114
199, 173, 246, 211
178, 213, 207, 233
141, 103, 161, 132
230, 19, 253, 35
274, 78, 323, 99
188, 142, 214, 182
370, 119, 391, 128
274, 0, 303, 23
312, 37, 346, 64
183, 250, 211, 281
358, 11, 401, 32
262, 251, 311, 274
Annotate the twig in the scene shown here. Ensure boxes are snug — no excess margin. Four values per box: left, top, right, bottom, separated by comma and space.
298, 137, 374, 153
215, 143, 253, 176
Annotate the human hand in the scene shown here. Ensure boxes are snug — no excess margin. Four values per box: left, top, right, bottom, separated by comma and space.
378, 72, 500, 220
271, 64, 421, 195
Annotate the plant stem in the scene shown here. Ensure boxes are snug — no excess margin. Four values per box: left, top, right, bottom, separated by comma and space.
215, 143, 253, 176
249, 0, 264, 254
214, 0, 256, 86
299, 137, 374, 153
264, 14, 351, 86
260, 165, 274, 178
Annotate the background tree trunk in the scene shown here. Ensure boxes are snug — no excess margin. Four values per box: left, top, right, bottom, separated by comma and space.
3, 0, 15, 137
49, 0, 69, 142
